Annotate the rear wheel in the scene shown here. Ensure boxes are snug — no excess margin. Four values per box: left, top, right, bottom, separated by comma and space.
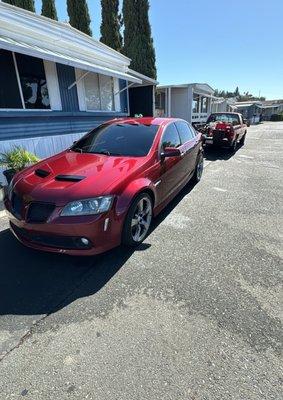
122, 193, 153, 247
229, 137, 238, 153
192, 152, 204, 184
239, 132, 246, 146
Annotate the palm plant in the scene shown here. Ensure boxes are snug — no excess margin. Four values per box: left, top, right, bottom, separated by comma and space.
0, 146, 39, 183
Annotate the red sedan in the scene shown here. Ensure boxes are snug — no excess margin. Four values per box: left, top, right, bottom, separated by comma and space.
4, 117, 203, 256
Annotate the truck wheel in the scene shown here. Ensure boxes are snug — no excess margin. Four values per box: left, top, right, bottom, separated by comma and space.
239, 132, 246, 146
229, 138, 238, 153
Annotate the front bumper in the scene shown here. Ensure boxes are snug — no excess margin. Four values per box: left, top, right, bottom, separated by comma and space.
5, 198, 122, 256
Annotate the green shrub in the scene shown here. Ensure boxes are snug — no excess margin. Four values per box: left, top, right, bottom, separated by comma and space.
0, 146, 40, 172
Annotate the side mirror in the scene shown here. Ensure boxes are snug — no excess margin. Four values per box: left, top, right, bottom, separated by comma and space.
161, 147, 181, 159
243, 118, 247, 124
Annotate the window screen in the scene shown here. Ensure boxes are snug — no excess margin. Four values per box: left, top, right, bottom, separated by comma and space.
100, 75, 114, 111
84, 72, 101, 110
83, 72, 114, 111
0, 50, 22, 109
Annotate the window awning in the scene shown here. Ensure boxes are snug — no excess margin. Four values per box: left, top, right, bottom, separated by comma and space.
0, 35, 142, 84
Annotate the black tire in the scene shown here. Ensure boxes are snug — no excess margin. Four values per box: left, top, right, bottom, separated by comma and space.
122, 192, 153, 247
192, 152, 204, 184
239, 132, 246, 146
229, 137, 238, 153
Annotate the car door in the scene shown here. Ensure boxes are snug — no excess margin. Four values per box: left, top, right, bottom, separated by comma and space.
175, 121, 199, 177
156, 123, 184, 203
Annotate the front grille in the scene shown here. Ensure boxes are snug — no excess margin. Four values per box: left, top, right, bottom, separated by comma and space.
11, 223, 92, 250
11, 192, 23, 219
26, 202, 56, 223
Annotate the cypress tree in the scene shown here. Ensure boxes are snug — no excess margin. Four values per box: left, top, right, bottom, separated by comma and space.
67, 0, 92, 36
22, 0, 35, 11
41, 0, 58, 20
123, 0, 156, 79
100, 0, 122, 51
2, 0, 18, 5
2, 0, 35, 11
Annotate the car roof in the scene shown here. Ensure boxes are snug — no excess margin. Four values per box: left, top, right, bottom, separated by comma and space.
107, 117, 180, 126
210, 112, 241, 115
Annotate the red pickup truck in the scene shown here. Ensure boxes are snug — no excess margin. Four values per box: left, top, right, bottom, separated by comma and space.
200, 112, 247, 152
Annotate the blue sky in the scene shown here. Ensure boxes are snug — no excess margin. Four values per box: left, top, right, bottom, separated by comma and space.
35, 0, 283, 99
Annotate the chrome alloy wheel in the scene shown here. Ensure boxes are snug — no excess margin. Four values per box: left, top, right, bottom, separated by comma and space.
131, 197, 152, 242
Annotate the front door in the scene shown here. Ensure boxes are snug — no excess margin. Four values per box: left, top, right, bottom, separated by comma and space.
156, 123, 184, 204
175, 121, 199, 177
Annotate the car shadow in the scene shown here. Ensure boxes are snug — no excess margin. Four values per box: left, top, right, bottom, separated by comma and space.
0, 181, 196, 317
203, 143, 243, 162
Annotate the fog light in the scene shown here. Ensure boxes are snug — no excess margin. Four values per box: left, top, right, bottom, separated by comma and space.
81, 237, 90, 246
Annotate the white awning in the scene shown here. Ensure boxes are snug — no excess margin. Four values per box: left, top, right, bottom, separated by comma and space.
0, 35, 142, 84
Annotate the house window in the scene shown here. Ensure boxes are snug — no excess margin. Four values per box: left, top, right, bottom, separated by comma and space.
156, 91, 165, 109
83, 72, 114, 111
201, 97, 208, 113
84, 72, 101, 110
16, 53, 50, 109
192, 94, 200, 113
100, 74, 114, 111
0, 49, 22, 108
0, 49, 51, 110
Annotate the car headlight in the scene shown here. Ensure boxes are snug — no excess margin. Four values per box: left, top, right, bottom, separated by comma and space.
61, 196, 113, 216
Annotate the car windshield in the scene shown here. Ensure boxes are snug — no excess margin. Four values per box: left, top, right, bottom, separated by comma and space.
207, 114, 240, 125
71, 123, 159, 157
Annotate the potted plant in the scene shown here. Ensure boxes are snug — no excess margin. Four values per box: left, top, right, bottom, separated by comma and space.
0, 146, 40, 184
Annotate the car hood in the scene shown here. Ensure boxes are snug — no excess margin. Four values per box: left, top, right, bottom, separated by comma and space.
13, 151, 146, 205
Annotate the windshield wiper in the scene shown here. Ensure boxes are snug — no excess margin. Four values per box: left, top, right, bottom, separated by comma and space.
72, 147, 83, 153
71, 145, 95, 153
91, 150, 124, 156
92, 150, 111, 156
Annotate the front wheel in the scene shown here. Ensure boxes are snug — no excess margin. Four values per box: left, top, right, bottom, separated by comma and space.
229, 137, 238, 153
239, 132, 246, 146
192, 153, 204, 184
122, 193, 153, 247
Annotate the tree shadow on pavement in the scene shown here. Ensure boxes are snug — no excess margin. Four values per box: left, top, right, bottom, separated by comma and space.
0, 182, 196, 317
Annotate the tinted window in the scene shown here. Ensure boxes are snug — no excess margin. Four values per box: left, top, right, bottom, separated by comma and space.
175, 121, 194, 143
71, 123, 158, 157
0, 50, 22, 108
16, 53, 50, 109
207, 113, 240, 125
161, 124, 181, 150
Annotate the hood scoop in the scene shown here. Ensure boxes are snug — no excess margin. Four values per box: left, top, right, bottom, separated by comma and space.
35, 169, 51, 178
55, 175, 85, 182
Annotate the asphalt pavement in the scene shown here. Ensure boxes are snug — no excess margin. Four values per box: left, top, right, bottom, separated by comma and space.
0, 122, 282, 399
